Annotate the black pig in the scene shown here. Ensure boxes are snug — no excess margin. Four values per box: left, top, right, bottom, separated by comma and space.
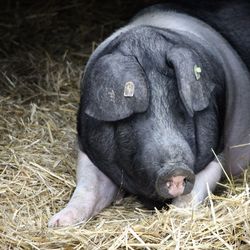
49, 1, 250, 227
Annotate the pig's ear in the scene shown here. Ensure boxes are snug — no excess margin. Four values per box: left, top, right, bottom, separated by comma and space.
82, 54, 149, 121
167, 47, 215, 117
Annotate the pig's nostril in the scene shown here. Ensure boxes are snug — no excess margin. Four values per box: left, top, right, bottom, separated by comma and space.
183, 178, 187, 186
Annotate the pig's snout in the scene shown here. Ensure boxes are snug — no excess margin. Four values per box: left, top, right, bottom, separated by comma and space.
156, 164, 195, 199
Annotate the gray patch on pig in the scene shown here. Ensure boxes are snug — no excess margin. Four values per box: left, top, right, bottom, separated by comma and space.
130, 6, 250, 175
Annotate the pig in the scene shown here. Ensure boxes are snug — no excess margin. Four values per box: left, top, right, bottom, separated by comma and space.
49, 1, 250, 227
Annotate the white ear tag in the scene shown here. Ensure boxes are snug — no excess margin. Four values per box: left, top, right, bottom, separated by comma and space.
124, 81, 135, 97
194, 65, 202, 80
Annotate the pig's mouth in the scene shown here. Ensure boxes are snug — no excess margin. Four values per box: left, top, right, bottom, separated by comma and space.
155, 164, 195, 199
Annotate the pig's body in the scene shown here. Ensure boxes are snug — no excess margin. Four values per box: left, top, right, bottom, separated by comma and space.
49, 1, 250, 227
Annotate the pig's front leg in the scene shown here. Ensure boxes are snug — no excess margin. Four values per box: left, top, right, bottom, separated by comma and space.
172, 160, 222, 208
48, 150, 119, 227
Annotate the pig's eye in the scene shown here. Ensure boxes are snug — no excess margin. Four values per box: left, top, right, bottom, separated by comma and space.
165, 61, 175, 76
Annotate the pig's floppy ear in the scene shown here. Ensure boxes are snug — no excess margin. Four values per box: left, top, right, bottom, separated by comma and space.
82, 54, 149, 121
167, 47, 215, 116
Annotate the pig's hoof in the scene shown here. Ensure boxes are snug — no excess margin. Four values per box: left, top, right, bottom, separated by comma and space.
48, 206, 85, 227
172, 193, 197, 208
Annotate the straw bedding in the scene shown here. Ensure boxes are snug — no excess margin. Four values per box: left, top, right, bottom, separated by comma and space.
0, 1, 249, 249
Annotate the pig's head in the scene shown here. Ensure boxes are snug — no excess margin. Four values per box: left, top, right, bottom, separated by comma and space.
78, 26, 223, 203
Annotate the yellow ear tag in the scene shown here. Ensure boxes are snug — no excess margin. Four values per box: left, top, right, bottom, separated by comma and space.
124, 81, 135, 97
194, 65, 202, 80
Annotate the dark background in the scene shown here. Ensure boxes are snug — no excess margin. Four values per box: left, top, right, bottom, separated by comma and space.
0, 0, 246, 91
